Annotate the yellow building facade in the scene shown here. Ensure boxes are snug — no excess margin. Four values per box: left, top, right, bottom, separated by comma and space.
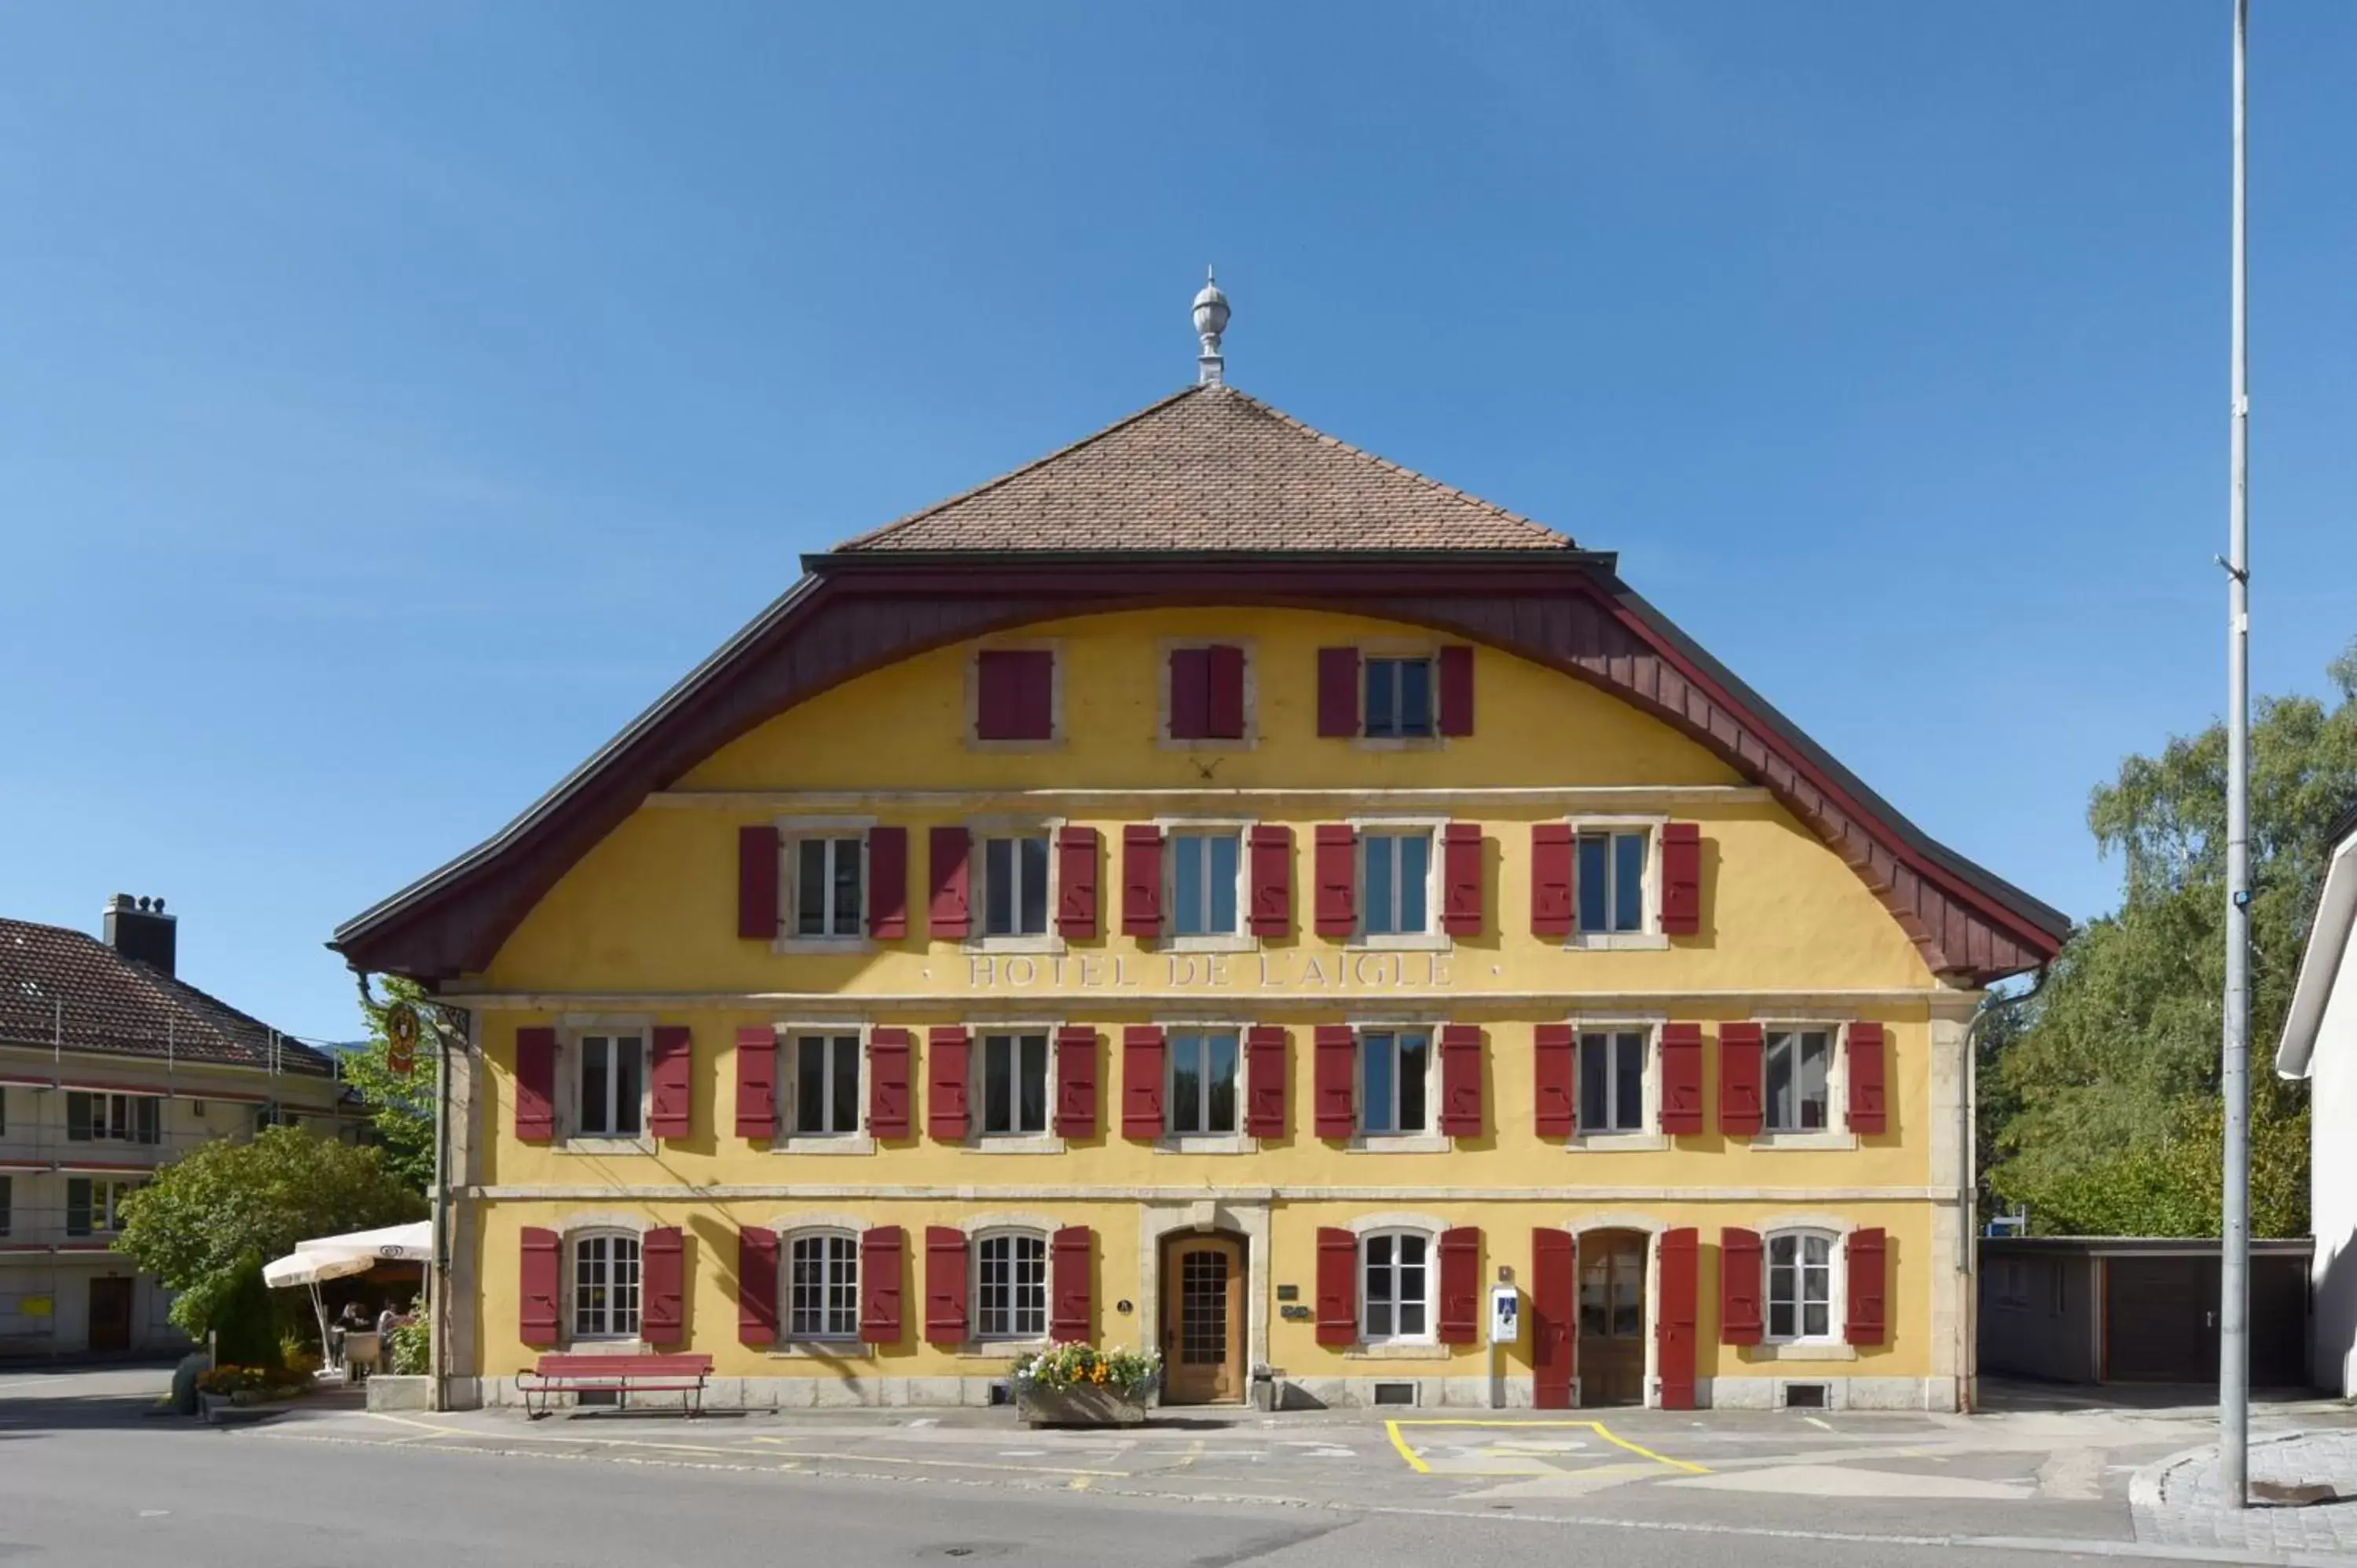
337, 377, 2064, 1414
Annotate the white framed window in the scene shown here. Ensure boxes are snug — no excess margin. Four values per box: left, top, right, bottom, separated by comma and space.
1578, 1028, 1648, 1134
1765, 1027, 1835, 1133
1360, 1229, 1434, 1343
68, 1091, 161, 1145
66, 1177, 141, 1236
1576, 826, 1650, 936
1168, 1028, 1241, 1135
790, 833, 866, 940
1168, 830, 1243, 938
979, 1031, 1050, 1137
1362, 829, 1434, 937
786, 1230, 860, 1341
1363, 656, 1436, 739
980, 833, 1053, 939
973, 1230, 1047, 1340
574, 1033, 647, 1139
1358, 1028, 1431, 1136
788, 1033, 862, 1137
572, 1231, 641, 1340
1765, 1229, 1837, 1343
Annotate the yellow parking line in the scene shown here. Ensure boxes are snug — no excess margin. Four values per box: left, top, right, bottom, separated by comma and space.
1384, 1420, 1433, 1474
1588, 1421, 1710, 1475
1384, 1417, 1707, 1477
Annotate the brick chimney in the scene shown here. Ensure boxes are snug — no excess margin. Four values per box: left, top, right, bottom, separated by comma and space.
104, 893, 177, 976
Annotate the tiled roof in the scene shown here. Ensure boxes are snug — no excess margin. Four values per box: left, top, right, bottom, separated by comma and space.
835, 384, 1578, 554
0, 918, 333, 1076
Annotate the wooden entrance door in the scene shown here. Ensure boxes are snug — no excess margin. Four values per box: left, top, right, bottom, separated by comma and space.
87, 1276, 134, 1354
1578, 1229, 1646, 1407
1160, 1233, 1244, 1405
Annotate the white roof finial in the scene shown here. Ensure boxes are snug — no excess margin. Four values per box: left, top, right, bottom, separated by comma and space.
1193, 266, 1230, 387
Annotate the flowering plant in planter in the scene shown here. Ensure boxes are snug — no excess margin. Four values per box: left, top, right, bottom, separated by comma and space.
1009, 1342, 1162, 1401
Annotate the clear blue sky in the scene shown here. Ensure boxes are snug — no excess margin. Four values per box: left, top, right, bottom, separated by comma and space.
4, 4, 2352, 1042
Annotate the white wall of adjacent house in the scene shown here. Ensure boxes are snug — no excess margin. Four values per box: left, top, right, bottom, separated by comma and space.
2315, 922, 2357, 1398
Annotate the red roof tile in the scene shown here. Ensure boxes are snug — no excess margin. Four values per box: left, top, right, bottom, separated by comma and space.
835, 384, 1576, 554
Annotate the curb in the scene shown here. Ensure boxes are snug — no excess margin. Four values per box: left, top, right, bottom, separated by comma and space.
2133, 1431, 2333, 1514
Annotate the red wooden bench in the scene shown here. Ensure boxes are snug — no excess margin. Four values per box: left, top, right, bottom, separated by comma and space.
519, 1353, 713, 1418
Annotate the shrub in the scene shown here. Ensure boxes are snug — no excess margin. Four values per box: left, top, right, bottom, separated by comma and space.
387, 1319, 430, 1376
1009, 1342, 1160, 1400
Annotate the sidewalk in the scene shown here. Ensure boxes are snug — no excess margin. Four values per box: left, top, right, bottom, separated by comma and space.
2135, 1429, 2357, 1560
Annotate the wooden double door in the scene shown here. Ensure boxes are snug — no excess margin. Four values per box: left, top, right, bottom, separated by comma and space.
1160, 1233, 1245, 1405
86, 1276, 134, 1354
1534, 1229, 1650, 1409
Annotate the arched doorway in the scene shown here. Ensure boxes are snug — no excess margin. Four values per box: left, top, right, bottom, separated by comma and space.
1159, 1232, 1245, 1405
1578, 1229, 1648, 1407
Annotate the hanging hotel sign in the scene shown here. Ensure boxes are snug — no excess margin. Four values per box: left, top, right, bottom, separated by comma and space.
384, 1003, 419, 1076
966, 951, 1457, 992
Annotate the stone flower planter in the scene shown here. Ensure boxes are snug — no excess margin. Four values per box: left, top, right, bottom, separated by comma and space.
1016, 1384, 1151, 1428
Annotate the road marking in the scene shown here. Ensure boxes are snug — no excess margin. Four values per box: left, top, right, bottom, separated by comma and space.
1384, 1418, 1708, 1477
1067, 1474, 1095, 1492
1589, 1423, 1710, 1476
1803, 1416, 1833, 1431
1384, 1420, 1433, 1474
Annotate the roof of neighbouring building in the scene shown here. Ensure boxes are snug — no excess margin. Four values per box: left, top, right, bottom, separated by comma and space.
0, 917, 334, 1076
834, 384, 1578, 555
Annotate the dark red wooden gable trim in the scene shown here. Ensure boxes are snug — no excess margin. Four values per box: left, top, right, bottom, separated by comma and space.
1050, 1225, 1093, 1343
1847, 1022, 1888, 1135
1054, 1025, 1098, 1139
1718, 1023, 1764, 1138
641, 1226, 685, 1346
1720, 1227, 1763, 1346
1534, 1023, 1575, 1137
739, 1225, 779, 1346
1057, 826, 1099, 939
926, 1026, 970, 1141
1531, 1228, 1576, 1410
924, 1225, 969, 1345
1437, 643, 1474, 736
738, 825, 780, 940
1244, 1025, 1288, 1137
867, 1027, 913, 1139
650, 1025, 692, 1140
734, 1025, 776, 1140
1659, 1022, 1704, 1135
1846, 1229, 1888, 1346
1121, 1025, 1165, 1140
1437, 1227, 1480, 1344
1248, 825, 1292, 936
514, 1027, 556, 1143
867, 826, 908, 939
860, 1225, 905, 1345
1656, 1228, 1699, 1410
519, 1227, 561, 1346
928, 827, 971, 938
1315, 1227, 1357, 1345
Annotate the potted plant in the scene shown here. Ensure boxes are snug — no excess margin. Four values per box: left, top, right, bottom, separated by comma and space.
1010, 1342, 1161, 1427
194, 1364, 310, 1422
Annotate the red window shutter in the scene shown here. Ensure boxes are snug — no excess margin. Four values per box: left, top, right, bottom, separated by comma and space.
1720, 1227, 1764, 1346
868, 1027, 912, 1139
1660, 821, 1702, 936
1534, 1022, 1576, 1137
739, 1225, 779, 1346
1248, 825, 1292, 936
1846, 1229, 1889, 1346
1532, 1229, 1577, 1409
1718, 1022, 1765, 1138
1656, 1227, 1699, 1410
1530, 822, 1574, 937
977, 649, 1053, 740
1659, 1023, 1704, 1135
1204, 643, 1246, 739
1168, 647, 1211, 740
519, 1227, 561, 1346
1313, 824, 1357, 936
1050, 1225, 1093, 1343
514, 1027, 556, 1143
641, 1226, 685, 1346
1015, 649, 1055, 738
1847, 1022, 1888, 1135
1441, 822, 1484, 936
1438, 1024, 1484, 1137
926, 1026, 970, 1141
650, 1025, 692, 1140
924, 1225, 969, 1345
734, 1025, 776, 1140
1121, 1025, 1165, 1140
1057, 825, 1100, 939
1315, 1226, 1357, 1346
927, 827, 971, 938
867, 826, 908, 939
1121, 824, 1164, 937
1054, 1025, 1098, 1138
860, 1225, 904, 1345
1244, 1025, 1288, 1138
1437, 644, 1475, 737
1437, 1226, 1481, 1344
1313, 1024, 1357, 1138
1316, 647, 1360, 738
738, 825, 780, 940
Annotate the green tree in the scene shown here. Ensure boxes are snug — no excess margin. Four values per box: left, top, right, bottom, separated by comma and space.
1989, 642, 2357, 1236
346, 974, 441, 1194
112, 1125, 425, 1354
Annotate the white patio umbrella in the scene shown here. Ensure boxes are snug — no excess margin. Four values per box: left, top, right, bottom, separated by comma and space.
263, 1222, 433, 1367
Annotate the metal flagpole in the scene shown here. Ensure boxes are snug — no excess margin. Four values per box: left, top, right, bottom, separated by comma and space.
2219, 0, 2252, 1511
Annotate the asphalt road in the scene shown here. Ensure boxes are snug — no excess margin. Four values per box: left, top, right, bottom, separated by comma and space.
0, 1369, 2283, 1567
